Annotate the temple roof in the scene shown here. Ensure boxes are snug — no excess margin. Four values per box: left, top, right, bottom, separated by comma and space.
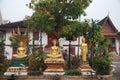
0, 21, 26, 31
0, 21, 25, 28
98, 16, 118, 32
98, 16, 119, 38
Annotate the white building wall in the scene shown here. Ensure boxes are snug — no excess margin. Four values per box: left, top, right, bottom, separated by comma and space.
42, 32, 48, 47
115, 38, 120, 55
4, 46, 12, 59
59, 36, 82, 56
30, 32, 48, 47
4, 31, 12, 59
4, 30, 82, 59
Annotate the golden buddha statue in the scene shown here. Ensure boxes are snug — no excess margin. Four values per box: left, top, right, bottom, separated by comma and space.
47, 39, 62, 58
13, 41, 27, 58
80, 37, 88, 65
10, 27, 29, 58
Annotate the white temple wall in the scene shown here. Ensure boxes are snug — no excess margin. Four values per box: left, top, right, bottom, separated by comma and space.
4, 30, 83, 59
59, 36, 82, 56
5, 31, 11, 45
42, 32, 48, 47
115, 38, 120, 55
30, 32, 47, 47
4, 31, 12, 59
4, 46, 12, 59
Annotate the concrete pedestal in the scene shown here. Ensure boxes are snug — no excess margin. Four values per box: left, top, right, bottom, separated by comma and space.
44, 58, 65, 75
79, 64, 96, 76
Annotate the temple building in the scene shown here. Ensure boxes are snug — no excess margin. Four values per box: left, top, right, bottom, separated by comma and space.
0, 16, 120, 59
99, 16, 120, 55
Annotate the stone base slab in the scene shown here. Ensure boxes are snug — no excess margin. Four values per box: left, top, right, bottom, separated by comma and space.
4, 72, 27, 76
43, 72, 64, 75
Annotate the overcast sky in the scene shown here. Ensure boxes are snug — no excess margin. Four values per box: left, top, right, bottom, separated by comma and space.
0, 0, 120, 31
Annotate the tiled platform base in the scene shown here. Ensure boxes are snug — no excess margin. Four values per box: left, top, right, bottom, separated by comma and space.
4, 67, 27, 76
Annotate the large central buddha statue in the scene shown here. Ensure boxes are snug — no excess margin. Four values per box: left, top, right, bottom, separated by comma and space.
44, 39, 65, 74
47, 39, 62, 58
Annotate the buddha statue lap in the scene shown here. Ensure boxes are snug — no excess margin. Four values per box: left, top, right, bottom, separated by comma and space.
47, 39, 62, 58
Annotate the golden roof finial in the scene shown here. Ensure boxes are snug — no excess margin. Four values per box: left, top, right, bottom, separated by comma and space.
12, 29, 16, 36
24, 29, 27, 36
17, 26, 21, 35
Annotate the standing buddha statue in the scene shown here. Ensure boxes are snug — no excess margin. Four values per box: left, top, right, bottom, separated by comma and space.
80, 37, 88, 65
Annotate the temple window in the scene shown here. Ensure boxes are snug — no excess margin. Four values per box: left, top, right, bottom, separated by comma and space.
33, 32, 39, 40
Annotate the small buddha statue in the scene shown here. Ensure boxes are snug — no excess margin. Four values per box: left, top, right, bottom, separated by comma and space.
80, 37, 88, 65
47, 39, 62, 58
13, 41, 27, 58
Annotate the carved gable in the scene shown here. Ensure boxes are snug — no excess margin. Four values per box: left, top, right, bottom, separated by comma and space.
102, 21, 116, 33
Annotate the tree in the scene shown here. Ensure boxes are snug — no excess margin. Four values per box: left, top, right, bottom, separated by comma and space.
24, 0, 92, 47
85, 19, 105, 67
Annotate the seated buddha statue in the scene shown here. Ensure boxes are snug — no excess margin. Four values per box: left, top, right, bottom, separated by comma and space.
13, 41, 27, 58
47, 39, 62, 58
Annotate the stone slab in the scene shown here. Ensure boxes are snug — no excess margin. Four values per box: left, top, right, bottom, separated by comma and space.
43, 72, 64, 75
4, 72, 27, 76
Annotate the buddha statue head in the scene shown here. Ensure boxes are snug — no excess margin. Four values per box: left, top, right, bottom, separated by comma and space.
82, 37, 86, 43
19, 41, 25, 47
52, 39, 57, 46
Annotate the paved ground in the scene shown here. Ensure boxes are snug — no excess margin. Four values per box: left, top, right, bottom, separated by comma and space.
105, 55, 120, 80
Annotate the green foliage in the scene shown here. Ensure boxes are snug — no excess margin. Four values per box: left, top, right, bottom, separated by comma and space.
70, 56, 80, 69
58, 20, 91, 39
28, 54, 40, 71
28, 51, 47, 75
93, 58, 110, 75
24, 0, 92, 48
86, 19, 104, 44
0, 40, 5, 51
0, 58, 10, 75
64, 69, 81, 76
35, 50, 46, 62
28, 54, 42, 75
25, 0, 92, 34
95, 39, 111, 58
9, 37, 18, 48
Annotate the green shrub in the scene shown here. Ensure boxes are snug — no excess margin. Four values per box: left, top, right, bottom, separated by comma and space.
64, 69, 81, 76
93, 58, 110, 75
0, 40, 5, 51
0, 59, 10, 75
28, 71, 42, 75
